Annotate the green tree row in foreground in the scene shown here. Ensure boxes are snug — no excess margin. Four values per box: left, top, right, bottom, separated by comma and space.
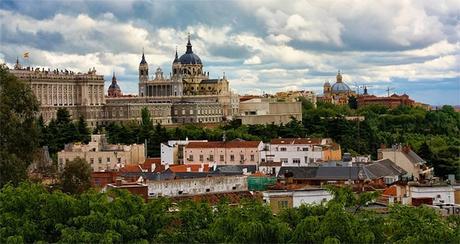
0, 183, 459, 243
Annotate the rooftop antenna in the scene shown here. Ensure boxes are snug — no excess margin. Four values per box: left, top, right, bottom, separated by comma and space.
385, 87, 395, 97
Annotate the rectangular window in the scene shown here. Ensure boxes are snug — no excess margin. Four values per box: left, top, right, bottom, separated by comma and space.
230, 155, 235, 161
107, 157, 110, 163
220, 155, 224, 161
250, 155, 255, 161
280, 147, 287, 151
90, 158, 94, 164
293, 158, 300, 164
240, 155, 244, 161
98, 158, 102, 164
278, 200, 288, 209
199, 154, 204, 162
303, 147, 308, 151
209, 155, 214, 161
117, 158, 121, 163
189, 154, 193, 161
280, 158, 288, 164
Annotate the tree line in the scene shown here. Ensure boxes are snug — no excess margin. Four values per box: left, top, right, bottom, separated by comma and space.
1, 182, 459, 243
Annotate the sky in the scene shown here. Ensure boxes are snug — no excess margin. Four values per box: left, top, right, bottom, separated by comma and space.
0, 0, 459, 105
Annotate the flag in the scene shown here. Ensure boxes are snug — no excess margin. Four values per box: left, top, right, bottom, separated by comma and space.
23, 52, 29, 58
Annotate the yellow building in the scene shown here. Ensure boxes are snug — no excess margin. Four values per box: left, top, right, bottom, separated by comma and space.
58, 134, 145, 172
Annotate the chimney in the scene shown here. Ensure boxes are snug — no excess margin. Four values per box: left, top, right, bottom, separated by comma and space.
402, 145, 410, 154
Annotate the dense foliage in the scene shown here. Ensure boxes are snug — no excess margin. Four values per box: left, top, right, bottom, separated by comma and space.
38, 108, 91, 155
0, 66, 40, 187
1, 183, 459, 243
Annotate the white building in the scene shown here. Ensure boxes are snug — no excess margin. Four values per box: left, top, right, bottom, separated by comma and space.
261, 138, 341, 166
58, 134, 145, 172
262, 188, 333, 213
146, 175, 248, 197
160, 139, 208, 165
410, 185, 456, 205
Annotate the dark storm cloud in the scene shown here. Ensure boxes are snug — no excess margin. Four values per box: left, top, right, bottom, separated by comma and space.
1, 26, 64, 51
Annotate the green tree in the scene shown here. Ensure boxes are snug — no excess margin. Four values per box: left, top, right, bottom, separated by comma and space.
59, 157, 92, 194
75, 116, 91, 143
0, 67, 39, 187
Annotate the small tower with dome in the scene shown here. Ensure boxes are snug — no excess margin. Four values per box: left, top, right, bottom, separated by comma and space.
319, 70, 356, 105
108, 72, 122, 97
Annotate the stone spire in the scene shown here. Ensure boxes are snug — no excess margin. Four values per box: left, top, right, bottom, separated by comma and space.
173, 46, 179, 63
186, 32, 193, 54
140, 48, 147, 64
336, 70, 343, 83
112, 72, 116, 83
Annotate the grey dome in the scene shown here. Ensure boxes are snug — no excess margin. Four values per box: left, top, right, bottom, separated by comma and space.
179, 53, 202, 64
331, 82, 351, 93
109, 83, 120, 89
178, 35, 202, 65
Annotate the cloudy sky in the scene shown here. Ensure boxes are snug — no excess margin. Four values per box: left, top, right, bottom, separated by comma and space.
1, 0, 459, 105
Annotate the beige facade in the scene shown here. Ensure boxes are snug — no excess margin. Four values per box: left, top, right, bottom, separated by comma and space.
9, 36, 239, 127
237, 98, 302, 125
378, 145, 433, 181
275, 90, 317, 107
9, 63, 105, 124
58, 134, 145, 172
184, 141, 264, 165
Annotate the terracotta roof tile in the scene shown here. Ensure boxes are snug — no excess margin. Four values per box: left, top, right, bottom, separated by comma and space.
270, 138, 322, 145
119, 164, 142, 173
186, 140, 262, 149
169, 164, 210, 173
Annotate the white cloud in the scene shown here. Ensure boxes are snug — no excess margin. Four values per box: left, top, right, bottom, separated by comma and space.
243, 56, 261, 65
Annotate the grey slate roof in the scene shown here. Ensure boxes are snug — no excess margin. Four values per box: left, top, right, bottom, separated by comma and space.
215, 165, 257, 174
201, 79, 219, 84
363, 159, 407, 179
406, 150, 426, 165
277, 166, 364, 181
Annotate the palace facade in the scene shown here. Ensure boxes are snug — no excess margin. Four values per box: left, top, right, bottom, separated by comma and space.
8, 36, 239, 127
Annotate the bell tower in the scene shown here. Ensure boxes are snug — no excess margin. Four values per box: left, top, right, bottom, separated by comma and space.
172, 47, 181, 77
139, 50, 149, 83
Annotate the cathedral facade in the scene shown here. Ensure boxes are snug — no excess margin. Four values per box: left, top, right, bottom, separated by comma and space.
8, 36, 239, 127
138, 35, 229, 97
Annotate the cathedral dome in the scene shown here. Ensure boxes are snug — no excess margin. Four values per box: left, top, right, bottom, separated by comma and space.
178, 35, 202, 65
179, 53, 202, 64
109, 83, 120, 89
331, 82, 351, 93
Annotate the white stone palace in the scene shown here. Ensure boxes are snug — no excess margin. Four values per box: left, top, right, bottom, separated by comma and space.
8, 36, 239, 127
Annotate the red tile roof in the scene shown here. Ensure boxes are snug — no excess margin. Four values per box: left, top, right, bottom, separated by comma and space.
142, 158, 164, 173
186, 140, 262, 149
270, 138, 322, 145
169, 164, 210, 173
119, 164, 142, 173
